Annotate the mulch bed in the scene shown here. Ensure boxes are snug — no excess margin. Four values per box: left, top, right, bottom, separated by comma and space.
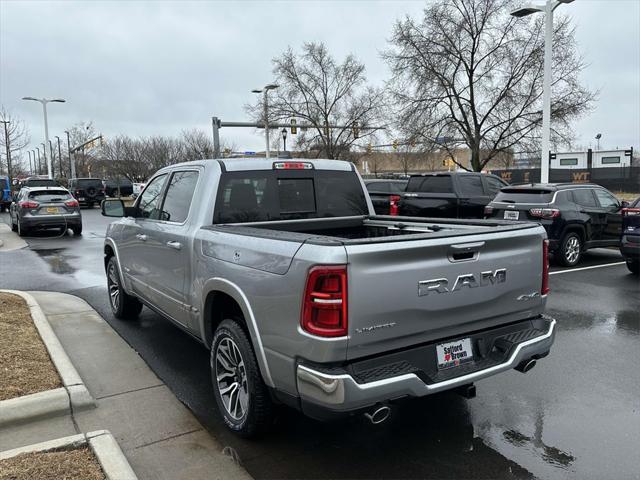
0, 293, 62, 401
0, 446, 105, 480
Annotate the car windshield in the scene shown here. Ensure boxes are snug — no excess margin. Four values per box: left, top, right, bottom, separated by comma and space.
28, 190, 72, 202
493, 189, 554, 203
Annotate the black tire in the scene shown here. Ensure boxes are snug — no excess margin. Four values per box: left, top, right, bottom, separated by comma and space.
73, 224, 83, 236
0, 205, 5, 213
211, 319, 273, 437
558, 232, 583, 267
17, 220, 29, 237
11, 215, 17, 232
627, 261, 640, 275
106, 256, 143, 319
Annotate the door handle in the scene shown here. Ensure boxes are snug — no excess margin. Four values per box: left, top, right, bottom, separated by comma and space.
166, 241, 182, 250
136, 234, 148, 241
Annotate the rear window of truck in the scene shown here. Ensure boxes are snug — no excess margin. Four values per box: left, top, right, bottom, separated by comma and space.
214, 170, 368, 223
77, 179, 103, 188
493, 189, 554, 203
406, 175, 453, 193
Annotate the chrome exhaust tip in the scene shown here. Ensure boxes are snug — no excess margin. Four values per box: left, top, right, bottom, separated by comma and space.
364, 405, 392, 425
515, 358, 537, 373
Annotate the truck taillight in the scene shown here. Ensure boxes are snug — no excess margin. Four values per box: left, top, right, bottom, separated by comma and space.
530, 208, 560, 219
541, 239, 550, 296
389, 195, 400, 216
19, 201, 39, 209
301, 266, 348, 337
622, 208, 640, 216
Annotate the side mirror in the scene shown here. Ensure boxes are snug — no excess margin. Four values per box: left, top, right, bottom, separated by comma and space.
102, 199, 125, 217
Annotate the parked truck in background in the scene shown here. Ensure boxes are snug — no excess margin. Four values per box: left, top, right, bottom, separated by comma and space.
102, 158, 556, 437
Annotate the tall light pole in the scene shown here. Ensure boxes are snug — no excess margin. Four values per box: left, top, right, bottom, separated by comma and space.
22, 97, 66, 179
49, 139, 56, 178
65, 130, 75, 179
251, 83, 279, 158
36, 147, 41, 174
511, 0, 574, 184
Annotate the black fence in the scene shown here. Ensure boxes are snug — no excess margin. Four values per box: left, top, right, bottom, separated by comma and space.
488, 166, 640, 193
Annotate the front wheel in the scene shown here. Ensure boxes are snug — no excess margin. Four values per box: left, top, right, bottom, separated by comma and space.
211, 319, 273, 437
627, 260, 640, 275
558, 232, 583, 267
107, 256, 142, 319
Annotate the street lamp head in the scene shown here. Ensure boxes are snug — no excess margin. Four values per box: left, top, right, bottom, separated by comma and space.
510, 5, 543, 17
281, 128, 287, 139
251, 89, 263, 94
557, 0, 575, 3
22, 96, 38, 101
51, 99, 66, 103
595, 133, 602, 140
264, 83, 279, 91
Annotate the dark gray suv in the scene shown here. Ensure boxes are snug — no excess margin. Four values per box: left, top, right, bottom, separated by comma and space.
10, 186, 82, 236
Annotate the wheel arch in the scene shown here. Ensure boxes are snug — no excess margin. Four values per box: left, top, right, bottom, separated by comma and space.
201, 278, 274, 387
562, 224, 586, 247
103, 239, 127, 289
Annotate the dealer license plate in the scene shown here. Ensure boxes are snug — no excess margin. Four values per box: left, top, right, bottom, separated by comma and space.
436, 338, 474, 370
504, 210, 520, 220
46, 207, 59, 214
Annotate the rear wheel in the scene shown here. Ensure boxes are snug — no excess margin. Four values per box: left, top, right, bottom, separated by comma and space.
211, 319, 273, 437
17, 220, 29, 237
11, 214, 17, 231
107, 256, 142, 319
558, 232, 582, 267
627, 260, 640, 275
72, 224, 83, 236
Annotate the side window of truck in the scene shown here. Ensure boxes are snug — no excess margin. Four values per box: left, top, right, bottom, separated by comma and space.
138, 174, 168, 219
458, 175, 484, 196
159, 171, 199, 223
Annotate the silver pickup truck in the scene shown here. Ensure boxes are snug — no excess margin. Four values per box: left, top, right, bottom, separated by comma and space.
102, 158, 556, 437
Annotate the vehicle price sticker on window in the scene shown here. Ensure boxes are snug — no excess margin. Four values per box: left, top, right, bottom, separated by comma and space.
436, 338, 474, 370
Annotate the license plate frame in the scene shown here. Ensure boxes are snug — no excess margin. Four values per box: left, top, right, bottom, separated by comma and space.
504, 210, 520, 220
436, 338, 474, 370
46, 207, 59, 214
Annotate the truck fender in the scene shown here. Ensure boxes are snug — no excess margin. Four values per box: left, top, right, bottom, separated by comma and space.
200, 277, 274, 388
104, 238, 129, 293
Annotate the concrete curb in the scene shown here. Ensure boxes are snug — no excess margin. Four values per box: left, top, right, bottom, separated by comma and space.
0, 430, 138, 480
0, 289, 96, 426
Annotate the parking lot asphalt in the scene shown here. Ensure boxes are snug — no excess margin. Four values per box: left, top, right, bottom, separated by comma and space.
1, 208, 638, 479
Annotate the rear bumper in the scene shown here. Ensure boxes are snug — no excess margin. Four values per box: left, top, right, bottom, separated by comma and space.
296, 315, 555, 415
621, 235, 640, 260
22, 214, 82, 229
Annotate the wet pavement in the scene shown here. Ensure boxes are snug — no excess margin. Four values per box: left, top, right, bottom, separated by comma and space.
1, 209, 638, 479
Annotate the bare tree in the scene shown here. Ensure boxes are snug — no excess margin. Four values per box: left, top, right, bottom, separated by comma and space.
0, 107, 30, 178
246, 42, 385, 159
385, 0, 595, 171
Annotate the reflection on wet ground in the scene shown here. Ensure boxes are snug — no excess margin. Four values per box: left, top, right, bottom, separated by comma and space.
34, 248, 76, 274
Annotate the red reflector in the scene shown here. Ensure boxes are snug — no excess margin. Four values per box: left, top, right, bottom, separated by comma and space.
301, 266, 348, 337
484, 205, 494, 217
389, 195, 400, 216
65, 199, 79, 207
541, 239, 550, 295
19, 201, 39, 209
273, 161, 313, 170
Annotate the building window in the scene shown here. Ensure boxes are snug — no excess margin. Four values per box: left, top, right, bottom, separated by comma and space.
559, 158, 578, 166
601, 156, 620, 164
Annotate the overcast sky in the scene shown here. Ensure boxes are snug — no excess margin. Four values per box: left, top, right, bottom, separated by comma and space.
1, 0, 638, 156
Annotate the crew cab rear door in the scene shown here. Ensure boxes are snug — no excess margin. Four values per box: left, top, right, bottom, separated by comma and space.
344, 226, 546, 360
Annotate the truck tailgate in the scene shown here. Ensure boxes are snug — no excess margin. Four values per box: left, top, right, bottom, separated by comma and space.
345, 226, 546, 360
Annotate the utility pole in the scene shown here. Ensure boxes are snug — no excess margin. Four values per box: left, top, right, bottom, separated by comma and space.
22, 97, 66, 179
0, 120, 11, 179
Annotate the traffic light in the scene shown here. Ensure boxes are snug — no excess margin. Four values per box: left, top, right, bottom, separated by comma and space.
392, 139, 398, 150
353, 121, 359, 139
290, 118, 297, 135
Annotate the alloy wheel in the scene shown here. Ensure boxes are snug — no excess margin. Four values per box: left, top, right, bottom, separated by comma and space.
215, 337, 249, 421
565, 236, 580, 264
107, 262, 121, 311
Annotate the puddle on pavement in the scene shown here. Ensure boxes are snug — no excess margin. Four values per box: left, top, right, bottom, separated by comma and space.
33, 248, 105, 287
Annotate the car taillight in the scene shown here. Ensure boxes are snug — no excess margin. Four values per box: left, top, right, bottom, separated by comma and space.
18, 201, 39, 209
622, 208, 640, 216
301, 266, 348, 337
484, 205, 494, 216
65, 199, 79, 207
541, 239, 550, 296
389, 195, 400, 216
530, 208, 560, 219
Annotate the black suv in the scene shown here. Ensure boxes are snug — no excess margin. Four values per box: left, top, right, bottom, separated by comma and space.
68, 178, 105, 208
485, 183, 627, 266
398, 172, 508, 219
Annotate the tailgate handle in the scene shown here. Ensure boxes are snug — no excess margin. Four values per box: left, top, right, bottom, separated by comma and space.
448, 241, 484, 262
